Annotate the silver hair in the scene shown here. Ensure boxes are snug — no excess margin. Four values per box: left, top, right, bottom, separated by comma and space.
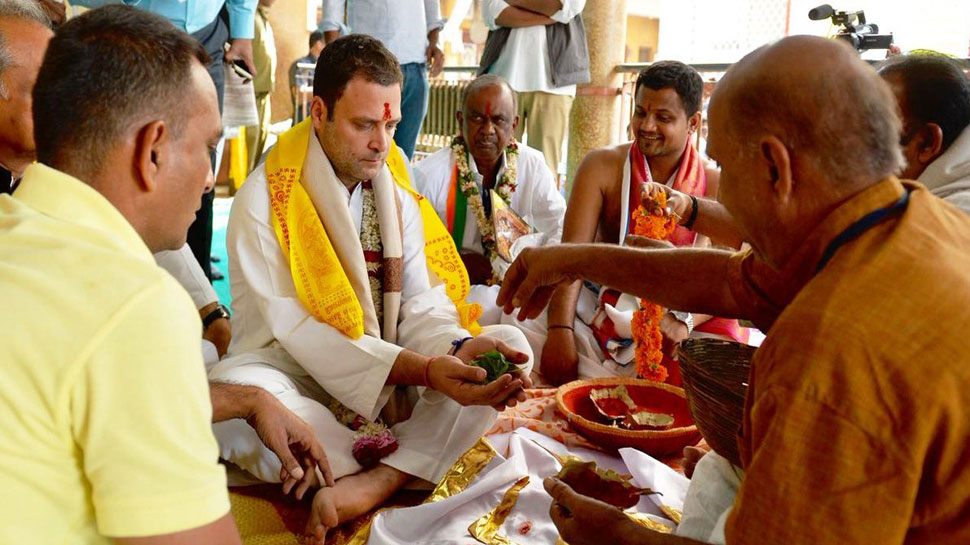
0, 0, 51, 97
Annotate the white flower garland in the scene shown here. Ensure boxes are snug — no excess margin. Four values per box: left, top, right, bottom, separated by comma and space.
450, 136, 519, 266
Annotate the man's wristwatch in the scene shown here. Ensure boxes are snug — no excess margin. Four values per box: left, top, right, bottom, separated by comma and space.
202, 304, 230, 330
669, 310, 694, 336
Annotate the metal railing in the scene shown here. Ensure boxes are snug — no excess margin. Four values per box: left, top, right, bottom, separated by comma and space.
617, 62, 734, 73
418, 63, 733, 153
293, 59, 970, 159
417, 78, 469, 156
415, 68, 478, 159
615, 59, 970, 144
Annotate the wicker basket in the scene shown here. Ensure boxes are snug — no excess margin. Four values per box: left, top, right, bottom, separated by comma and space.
677, 338, 755, 468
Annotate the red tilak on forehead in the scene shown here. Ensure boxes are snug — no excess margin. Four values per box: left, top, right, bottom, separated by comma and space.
485, 101, 492, 117
383, 102, 391, 121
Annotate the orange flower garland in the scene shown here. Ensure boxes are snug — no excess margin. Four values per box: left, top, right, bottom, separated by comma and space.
631, 192, 677, 382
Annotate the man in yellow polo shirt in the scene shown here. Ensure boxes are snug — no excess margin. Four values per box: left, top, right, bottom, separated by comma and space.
0, 5, 241, 543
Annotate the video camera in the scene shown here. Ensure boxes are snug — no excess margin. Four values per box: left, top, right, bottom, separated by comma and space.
808, 4, 894, 52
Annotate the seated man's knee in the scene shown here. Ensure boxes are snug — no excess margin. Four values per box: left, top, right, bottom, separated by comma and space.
212, 418, 284, 484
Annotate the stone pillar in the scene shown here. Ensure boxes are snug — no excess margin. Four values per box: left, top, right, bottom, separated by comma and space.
565, 0, 627, 195
266, 0, 314, 122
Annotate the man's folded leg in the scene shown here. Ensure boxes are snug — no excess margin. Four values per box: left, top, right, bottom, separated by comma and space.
384, 390, 495, 483
209, 358, 363, 483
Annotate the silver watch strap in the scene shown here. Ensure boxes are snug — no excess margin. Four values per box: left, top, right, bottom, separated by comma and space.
669, 310, 694, 336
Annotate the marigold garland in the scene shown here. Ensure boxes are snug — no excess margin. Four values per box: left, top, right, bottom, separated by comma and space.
631, 191, 677, 382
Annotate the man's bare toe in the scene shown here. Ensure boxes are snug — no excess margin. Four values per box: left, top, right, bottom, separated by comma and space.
303, 524, 326, 545
305, 486, 339, 543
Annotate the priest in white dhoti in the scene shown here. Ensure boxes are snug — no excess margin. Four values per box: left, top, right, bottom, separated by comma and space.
208, 35, 533, 544
414, 74, 565, 325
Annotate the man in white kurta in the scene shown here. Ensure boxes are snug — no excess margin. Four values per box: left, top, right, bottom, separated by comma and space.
209, 35, 533, 543
414, 75, 565, 325
154, 244, 229, 362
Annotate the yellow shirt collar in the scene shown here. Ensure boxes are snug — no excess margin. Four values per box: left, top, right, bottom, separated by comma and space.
14, 163, 154, 263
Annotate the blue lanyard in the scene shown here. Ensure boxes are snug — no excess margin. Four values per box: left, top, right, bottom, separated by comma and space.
814, 189, 911, 275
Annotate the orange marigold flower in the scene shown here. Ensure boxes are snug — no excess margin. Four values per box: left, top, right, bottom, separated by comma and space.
631, 192, 676, 382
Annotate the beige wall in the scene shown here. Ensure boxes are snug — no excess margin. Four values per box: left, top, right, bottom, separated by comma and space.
266, 0, 313, 122
625, 15, 659, 62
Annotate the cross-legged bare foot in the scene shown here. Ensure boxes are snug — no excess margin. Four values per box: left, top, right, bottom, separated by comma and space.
305, 464, 412, 544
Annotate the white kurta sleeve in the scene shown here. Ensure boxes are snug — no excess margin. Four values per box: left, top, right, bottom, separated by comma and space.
319, 0, 346, 32
424, 0, 444, 33
482, 0, 511, 30
412, 147, 451, 223
227, 170, 401, 420
523, 152, 567, 245
153, 244, 218, 310
394, 184, 471, 357
552, 0, 586, 23
412, 156, 432, 197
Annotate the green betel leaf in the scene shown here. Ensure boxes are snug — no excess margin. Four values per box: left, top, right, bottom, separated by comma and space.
471, 349, 521, 384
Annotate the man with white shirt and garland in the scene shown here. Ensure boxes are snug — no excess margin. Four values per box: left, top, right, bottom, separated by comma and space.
210, 35, 533, 544
414, 74, 566, 325
479, 0, 589, 180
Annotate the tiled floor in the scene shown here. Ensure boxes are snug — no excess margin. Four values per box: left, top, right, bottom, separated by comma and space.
212, 197, 232, 311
